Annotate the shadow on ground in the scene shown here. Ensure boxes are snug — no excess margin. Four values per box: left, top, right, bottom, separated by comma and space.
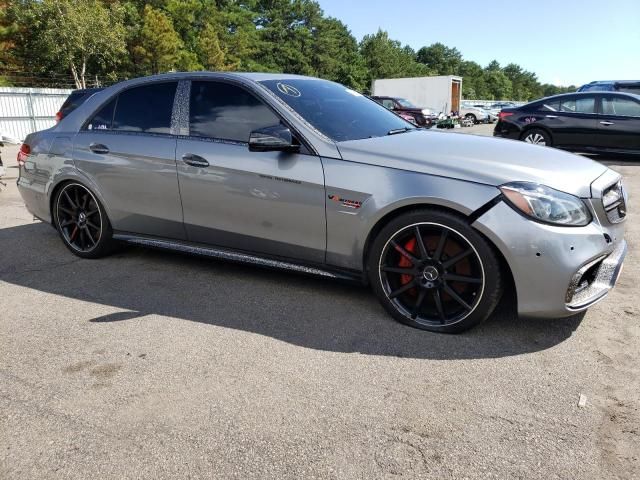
0, 222, 585, 360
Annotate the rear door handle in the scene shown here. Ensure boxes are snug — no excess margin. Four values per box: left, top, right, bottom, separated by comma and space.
182, 153, 209, 168
545, 115, 558, 118
89, 143, 109, 155
600, 121, 615, 126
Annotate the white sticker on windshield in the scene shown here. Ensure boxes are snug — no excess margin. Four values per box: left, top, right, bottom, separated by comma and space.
277, 83, 301, 97
345, 88, 362, 97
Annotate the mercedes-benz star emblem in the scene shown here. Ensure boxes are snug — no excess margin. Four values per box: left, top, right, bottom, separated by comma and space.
423, 266, 439, 281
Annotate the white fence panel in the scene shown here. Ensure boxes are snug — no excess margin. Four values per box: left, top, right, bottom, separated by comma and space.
0, 87, 72, 141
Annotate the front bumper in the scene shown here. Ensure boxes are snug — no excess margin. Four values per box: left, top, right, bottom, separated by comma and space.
473, 199, 626, 319
565, 239, 626, 310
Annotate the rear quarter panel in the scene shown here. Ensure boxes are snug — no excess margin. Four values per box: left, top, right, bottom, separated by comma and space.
17, 131, 73, 223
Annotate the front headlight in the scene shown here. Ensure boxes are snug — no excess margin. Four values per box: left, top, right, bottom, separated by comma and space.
421, 109, 431, 115
500, 182, 592, 226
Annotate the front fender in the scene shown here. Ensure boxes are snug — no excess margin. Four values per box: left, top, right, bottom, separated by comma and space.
322, 157, 500, 270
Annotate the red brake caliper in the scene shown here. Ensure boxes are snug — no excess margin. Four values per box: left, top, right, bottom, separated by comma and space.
399, 237, 417, 290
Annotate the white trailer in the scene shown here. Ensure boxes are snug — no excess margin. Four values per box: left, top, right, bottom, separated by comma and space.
371, 75, 462, 115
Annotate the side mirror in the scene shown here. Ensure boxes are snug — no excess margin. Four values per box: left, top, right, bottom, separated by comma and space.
248, 125, 299, 153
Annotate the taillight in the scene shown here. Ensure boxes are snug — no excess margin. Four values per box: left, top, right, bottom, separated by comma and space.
17, 143, 30, 166
55, 111, 63, 123
498, 111, 514, 120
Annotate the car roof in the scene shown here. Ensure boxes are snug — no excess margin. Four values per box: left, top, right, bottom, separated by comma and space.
129, 71, 320, 82
94, 72, 333, 96
531, 90, 640, 103
583, 80, 640, 85
70, 87, 104, 95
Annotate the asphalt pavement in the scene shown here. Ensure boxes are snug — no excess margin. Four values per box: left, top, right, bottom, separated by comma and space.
1, 137, 639, 479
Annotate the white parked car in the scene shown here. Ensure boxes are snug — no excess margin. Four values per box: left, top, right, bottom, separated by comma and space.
459, 105, 492, 124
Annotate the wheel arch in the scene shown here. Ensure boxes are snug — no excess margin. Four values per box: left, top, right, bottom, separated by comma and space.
361, 202, 516, 302
519, 124, 553, 142
48, 174, 110, 226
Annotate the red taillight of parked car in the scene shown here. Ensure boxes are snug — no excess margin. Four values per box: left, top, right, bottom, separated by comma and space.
498, 111, 514, 120
55, 111, 63, 123
17, 143, 30, 166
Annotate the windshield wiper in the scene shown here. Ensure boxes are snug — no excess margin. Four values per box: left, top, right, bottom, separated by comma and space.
387, 127, 413, 135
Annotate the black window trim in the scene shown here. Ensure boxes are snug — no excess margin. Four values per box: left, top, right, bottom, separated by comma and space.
184, 78, 316, 156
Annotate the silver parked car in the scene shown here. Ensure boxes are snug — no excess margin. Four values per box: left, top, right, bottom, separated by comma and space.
17, 73, 627, 333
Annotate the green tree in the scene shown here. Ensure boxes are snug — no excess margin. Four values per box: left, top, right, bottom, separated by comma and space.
416, 42, 462, 75
503, 63, 542, 101
251, 0, 324, 75
165, 0, 205, 51
213, 0, 262, 70
134, 5, 183, 74
484, 67, 513, 100
310, 17, 367, 90
197, 22, 233, 70
360, 30, 429, 92
458, 60, 487, 99
8, 0, 126, 88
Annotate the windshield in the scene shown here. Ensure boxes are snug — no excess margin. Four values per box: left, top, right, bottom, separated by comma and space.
259, 79, 415, 142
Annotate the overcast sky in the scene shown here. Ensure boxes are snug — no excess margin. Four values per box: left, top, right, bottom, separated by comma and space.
317, 0, 640, 86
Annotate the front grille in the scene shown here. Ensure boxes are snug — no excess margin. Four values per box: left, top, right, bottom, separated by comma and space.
602, 181, 627, 223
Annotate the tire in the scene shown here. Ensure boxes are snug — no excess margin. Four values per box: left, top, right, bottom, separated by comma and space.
464, 113, 477, 124
53, 182, 116, 259
367, 209, 503, 334
521, 128, 552, 146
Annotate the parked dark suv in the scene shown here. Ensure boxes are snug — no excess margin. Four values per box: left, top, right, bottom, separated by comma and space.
371, 96, 434, 127
577, 81, 640, 94
494, 91, 640, 155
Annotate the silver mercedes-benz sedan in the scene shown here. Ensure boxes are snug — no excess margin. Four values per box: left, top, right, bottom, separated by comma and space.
16, 72, 627, 333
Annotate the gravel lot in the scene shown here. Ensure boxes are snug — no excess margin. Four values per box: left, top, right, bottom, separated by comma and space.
1, 135, 639, 479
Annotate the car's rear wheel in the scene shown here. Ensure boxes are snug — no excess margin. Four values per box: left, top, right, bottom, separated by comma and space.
53, 182, 115, 258
521, 128, 551, 146
464, 113, 477, 124
368, 209, 503, 333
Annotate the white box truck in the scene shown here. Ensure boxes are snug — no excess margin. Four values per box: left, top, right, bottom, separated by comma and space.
371, 76, 462, 115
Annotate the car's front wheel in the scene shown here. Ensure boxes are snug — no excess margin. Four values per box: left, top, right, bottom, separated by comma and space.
368, 209, 503, 333
53, 182, 115, 258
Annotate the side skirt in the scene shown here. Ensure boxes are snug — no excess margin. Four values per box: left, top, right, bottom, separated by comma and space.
112, 233, 364, 284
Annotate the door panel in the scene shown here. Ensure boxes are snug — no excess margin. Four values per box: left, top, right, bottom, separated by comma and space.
596, 96, 640, 152
542, 96, 598, 147
175, 139, 326, 262
73, 131, 185, 239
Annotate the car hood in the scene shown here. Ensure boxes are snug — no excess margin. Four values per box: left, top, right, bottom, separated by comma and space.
336, 130, 608, 198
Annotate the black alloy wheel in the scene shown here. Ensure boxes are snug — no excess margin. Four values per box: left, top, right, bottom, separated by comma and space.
54, 183, 114, 258
368, 210, 503, 333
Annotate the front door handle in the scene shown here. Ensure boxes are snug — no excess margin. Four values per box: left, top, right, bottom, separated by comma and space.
545, 115, 558, 119
182, 153, 209, 168
600, 121, 615, 126
89, 143, 109, 155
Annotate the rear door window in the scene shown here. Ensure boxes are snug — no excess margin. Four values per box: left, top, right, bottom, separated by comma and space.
112, 82, 177, 134
189, 81, 281, 143
540, 100, 560, 111
559, 97, 595, 114
602, 96, 640, 117
575, 97, 596, 113
86, 99, 116, 131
